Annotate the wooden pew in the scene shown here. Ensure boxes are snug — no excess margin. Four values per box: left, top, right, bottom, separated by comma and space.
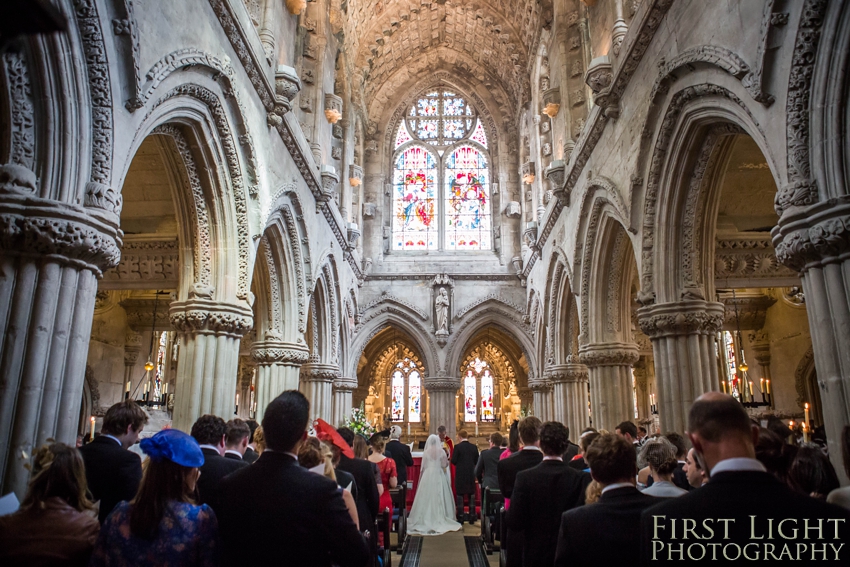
481, 487, 504, 554
376, 508, 392, 567
498, 506, 508, 567
389, 485, 407, 555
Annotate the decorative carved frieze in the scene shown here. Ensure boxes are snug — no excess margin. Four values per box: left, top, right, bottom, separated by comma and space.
101, 239, 180, 289
578, 342, 640, 367
637, 299, 725, 339
1, 51, 35, 170
169, 298, 253, 337
120, 297, 174, 331
251, 337, 310, 366
714, 234, 798, 284
301, 363, 341, 382
423, 377, 461, 393
334, 376, 359, 392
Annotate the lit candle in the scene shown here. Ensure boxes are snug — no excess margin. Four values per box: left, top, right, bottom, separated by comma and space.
407, 423, 410, 437
236, 393, 240, 406
475, 422, 479, 437
89, 416, 95, 441
804, 403, 810, 428
802, 422, 809, 443
721, 381, 727, 394
749, 381, 754, 398
125, 380, 130, 393
765, 379, 771, 394
759, 378, 764, 393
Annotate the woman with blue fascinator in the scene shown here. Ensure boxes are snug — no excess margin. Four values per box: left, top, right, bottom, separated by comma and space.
90, 429, 219, 566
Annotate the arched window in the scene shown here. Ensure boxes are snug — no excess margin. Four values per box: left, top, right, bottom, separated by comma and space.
462, 357, 497, 423
392, 89, 491, 252
390, 357, 424, 423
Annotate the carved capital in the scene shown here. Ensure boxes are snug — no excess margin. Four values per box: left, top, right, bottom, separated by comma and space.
773, 198, 850, 273
333, 376, 359, 392
637, 299, 725, 338
301, 363, 340, 383
251, 337, 310, 366
578, 342, 640, 367
546, 362, 589, 383
424, 377, 461, 392
170, 298, 254, 337
529, 379, 553, 392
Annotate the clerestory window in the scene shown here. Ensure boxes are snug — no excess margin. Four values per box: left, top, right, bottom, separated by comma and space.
391, 90, 491, 252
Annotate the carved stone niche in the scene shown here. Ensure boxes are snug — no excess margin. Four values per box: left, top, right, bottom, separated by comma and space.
349, 164, 363, 187
521, 161, 536, 185
504, 201, 522, 218
542, 87, 561, 118
324, 93, 343, 124
362, 202, 377, 217
585, 55, 613, 94
718, 291, 777, 331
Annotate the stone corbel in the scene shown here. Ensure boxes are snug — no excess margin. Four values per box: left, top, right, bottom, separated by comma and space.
542, 87, 561, 118
324, 93, 343, 124
347, 223, 361, 247
270, 65, 301, 125
504, 201, 521, 218
349, 164, 363, 187
585, 56, 618, 118
719, 292, 776, 331
545, 160, 567, 202
523, 222, 539, 249
317, 165, 339, 206
521, 161, 536, 185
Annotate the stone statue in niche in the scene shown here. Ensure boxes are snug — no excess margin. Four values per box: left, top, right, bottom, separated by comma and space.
435, 287, 449, 333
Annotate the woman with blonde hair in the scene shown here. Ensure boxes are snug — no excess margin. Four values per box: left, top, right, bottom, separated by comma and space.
0, 442, 100, 566
299, 438, 359, 529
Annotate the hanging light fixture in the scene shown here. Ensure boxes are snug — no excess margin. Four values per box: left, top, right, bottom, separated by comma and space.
730, 289, 766, 409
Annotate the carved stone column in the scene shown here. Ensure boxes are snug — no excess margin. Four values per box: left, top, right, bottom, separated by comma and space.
123, 332, 143, 398
530, 380, 553, 421
425, 377, 460, 438
300, 363, 339, 422
0, 179, 122, 497
579, 342, 640, 432
773, 200, 850, 478
632, 358, 651, 421
517, 386, 533, 414
637, 299, 725, 435
169, 299, 253, 432
549, 362, 590, 440
251, 335, 309, 422
332, 376, 358, 427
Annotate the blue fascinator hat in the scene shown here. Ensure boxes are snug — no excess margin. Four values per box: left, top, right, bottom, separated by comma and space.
140, 429, 205, 468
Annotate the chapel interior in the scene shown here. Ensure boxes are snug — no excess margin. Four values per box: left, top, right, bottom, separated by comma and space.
1, 0, 849, 503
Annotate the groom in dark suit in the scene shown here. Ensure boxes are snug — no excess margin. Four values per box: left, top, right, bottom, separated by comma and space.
451, 429, 480, 523
218, 391, 369, 567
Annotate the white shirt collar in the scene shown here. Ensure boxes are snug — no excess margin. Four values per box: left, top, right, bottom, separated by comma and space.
224, 450, 243, 459
710, 457, 766, 476
542, 456, 563, 461
199, 444, 222, 455
521, 445, 542, 452
601, 482, 635, 494
102, 435, 122, 447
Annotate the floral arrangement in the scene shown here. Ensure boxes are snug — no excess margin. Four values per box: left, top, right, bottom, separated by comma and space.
343, 402, 376, 438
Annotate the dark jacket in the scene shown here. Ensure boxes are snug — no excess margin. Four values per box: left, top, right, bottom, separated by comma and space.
384, 439, 414, 485
564, 442, 580, 462
567, 456, 588, 471
451, 439, 480, 494
555, 485, 659, 567
79, 436, 142, 523
224, 451, 243, 461
218, 452, 369, 567
497, 448, 544, 500
337, 454, 380, 530
336, 468, 359, 501
243, 447, 259, 464
508, 460, 591, 567
475, 446, 502, 491
640, 470, 850, 564
197, 447, 248, 515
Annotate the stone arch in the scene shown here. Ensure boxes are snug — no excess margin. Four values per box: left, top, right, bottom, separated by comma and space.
544, 254, 579, 367
348, 310, 438, 382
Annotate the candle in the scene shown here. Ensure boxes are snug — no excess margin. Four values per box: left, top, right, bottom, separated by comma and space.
802, 422, 809, 443
407, 423, 410, 437
721, 381, 727, 394
89, 416, 95, 441
804, 403, 810, 428
475, 422, 479, 437
236, 393, 240, 406
125, 380, 130, 393
749, 381, 754, 399
759, 378, 764, 393
765, 379, 771, 394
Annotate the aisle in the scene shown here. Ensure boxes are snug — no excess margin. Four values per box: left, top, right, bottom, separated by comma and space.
400, 522, 498, 567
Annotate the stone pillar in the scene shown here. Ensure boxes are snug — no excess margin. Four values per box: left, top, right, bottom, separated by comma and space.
530, 380, 552, 421
549, 362, 590, 441
0, 180, 122, 498
425, 378, 460, 438
123, 332, 143, 399
579, 342, 640, 432
517, 386, 533, 415
773, 201, 850, 480
169, 299, 253, 432
251, 336, 309, 422
300, 363, 339, 422
332, 376, 358, 427
637, 299, 724, 435
632, 357, 651, 421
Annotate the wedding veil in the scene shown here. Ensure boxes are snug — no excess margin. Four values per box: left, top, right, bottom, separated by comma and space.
421, 434, 447, 475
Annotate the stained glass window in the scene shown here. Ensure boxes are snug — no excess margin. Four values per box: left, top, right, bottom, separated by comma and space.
391, 370, 405, 422
394, 122, 412, 149
471, 119, 488, 148
408, 371, 421, 423
445, 146, 491, 250
481, 371, 494, 422
464, 372, 477, 422
392, 146, 437, 250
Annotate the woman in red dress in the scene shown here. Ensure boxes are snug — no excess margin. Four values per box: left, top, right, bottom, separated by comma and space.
368, 435, 398, 514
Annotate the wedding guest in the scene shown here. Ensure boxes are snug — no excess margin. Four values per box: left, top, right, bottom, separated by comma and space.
475, 432, 504, 491
614, 421, 639, 457
501, 421, 520, 459
218, 391, 369, 567
191, 414, 247, 514
355, 434, 383, 497
299, 438, 359, 529
0, 443, 99, 567
638, 438, 687, 498
368, 434, 398, 514
243, 419, 260, 464
682, 447, 706, 488
80, 400, 148, 522
568, 431, 598, 473
452, 429, 479, 523
89, 429, 217, 567
223, 418, 250, 461
508, 421, 590, 567
337, 427, 380, 533
827, 425, 850, 509
755, 426, 796, 485
253, 425, 266, 456
498, 416, 544, 567
640, 393, 850, 563
584, 479, 603, 504
563, 426, 580, 462
787, 445, 840, 499
384, 425, 414, 485
663, 432, 692, 491
554, 434, 659, 567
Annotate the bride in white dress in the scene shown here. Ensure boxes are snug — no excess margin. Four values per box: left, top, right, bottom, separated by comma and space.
407, 434, 461, 536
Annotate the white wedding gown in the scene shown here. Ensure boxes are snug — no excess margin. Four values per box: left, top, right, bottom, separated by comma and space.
407, 434, 461, 536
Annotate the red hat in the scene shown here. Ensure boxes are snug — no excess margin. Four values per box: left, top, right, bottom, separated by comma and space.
313, 419, 355, 459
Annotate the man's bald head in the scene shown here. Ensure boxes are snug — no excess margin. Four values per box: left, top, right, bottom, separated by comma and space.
688, 392, 753, 442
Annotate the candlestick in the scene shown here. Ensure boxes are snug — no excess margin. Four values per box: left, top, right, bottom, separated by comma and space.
89, 416, 95, 441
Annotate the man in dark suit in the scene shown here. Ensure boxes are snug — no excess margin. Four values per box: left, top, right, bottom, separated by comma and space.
243, 419, 260, 464
475, 431, 503, 491
509, 422, 591, 567
337, 427, 380, 532
384, 425, 414, 485
498, 416, 544, 567
218, 391, 369, 567
223, 418, 250, 461
555, 433, 659, 567
451, 429, 480, 523
615, 420, 640, 459
641, 393, 850, 564
80, 401, 148, 523
191, 414, 247, 515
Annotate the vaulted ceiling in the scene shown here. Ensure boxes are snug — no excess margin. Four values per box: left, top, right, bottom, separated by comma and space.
342, 0, 552, 114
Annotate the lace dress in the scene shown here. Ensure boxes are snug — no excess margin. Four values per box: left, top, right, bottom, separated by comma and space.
407, 435, 461, 536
